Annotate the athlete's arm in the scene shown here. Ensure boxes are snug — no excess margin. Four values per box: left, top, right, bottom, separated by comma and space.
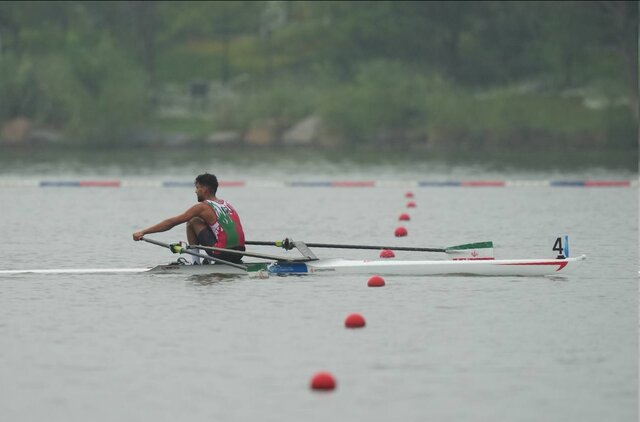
132, 203, 208, 241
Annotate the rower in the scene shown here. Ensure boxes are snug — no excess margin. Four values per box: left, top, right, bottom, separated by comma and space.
132, 173, 246, 264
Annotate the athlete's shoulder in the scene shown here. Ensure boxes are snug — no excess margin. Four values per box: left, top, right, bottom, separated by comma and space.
189, 202, 211, 212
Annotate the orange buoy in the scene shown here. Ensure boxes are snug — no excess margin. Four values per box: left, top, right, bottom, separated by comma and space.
310, 372, 336, 390
367, 275, 386, 287
379, 249, 395, 258
394, 226, 408, 237
405, 191, 414, 198
406, 201, 416, 208
344, 313, 366, 328
398, 213, 410, 221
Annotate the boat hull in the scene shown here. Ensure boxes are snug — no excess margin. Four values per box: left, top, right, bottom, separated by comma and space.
148, 255, 586, 277
0, 256, 585, 277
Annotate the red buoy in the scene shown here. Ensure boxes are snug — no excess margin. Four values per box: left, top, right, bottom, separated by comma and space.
405, 191, 414, 198
310, 372, 336, 390
394, 226, 408, 237
367, 275, 386, 287
344, 313, 366, 328
398, 213, 410, 221
406, 201, 416, 208
379, 249, 395, 258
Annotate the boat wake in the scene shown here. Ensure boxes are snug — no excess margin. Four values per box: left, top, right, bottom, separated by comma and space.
0, 268, 149, 275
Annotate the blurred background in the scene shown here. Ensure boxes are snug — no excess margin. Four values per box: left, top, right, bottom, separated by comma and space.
0, 1, 637, 170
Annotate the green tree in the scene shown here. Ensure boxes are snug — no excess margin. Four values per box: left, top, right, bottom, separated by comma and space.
159, 1, 263, 83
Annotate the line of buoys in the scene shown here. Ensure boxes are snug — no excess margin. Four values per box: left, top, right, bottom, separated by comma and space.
311, 190, 411, 392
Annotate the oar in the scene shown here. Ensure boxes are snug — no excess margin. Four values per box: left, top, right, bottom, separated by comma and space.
246, 239, 493, 254
187, 244, 313, 262
142, 237, 247, 270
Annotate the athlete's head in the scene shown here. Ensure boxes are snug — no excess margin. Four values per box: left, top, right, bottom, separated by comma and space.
195, 173, 218, 201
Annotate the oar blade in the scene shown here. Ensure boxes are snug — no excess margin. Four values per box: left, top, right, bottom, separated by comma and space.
445, 241, 494, 259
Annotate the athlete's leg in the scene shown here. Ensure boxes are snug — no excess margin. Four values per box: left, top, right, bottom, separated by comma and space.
186, 217, 209, 245
186, 217, 213, 263
186, 218, 242, 264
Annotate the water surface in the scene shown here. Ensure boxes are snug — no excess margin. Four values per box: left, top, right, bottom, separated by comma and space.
0, 149, 637, 422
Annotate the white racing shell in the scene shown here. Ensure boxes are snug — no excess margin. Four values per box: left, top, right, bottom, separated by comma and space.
0, 256, 586, 277
146, 255, 586, 277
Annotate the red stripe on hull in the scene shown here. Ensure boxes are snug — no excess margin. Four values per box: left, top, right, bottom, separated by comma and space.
500, 261, 568, 271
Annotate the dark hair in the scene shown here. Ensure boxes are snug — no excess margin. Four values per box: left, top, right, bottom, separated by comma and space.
195, 173, 218, 195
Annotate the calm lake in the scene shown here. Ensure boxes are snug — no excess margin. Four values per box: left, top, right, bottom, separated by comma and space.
0, 147, 637, 422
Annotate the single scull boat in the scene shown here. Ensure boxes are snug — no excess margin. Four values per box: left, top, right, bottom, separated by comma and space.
147, 235, 585, 276
0, 236, 585, 277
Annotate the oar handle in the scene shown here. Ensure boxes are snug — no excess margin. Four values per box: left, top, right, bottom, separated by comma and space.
142, 237, 247, 270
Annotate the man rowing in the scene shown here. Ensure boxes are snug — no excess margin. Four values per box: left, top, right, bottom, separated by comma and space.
132, 173, 245, 264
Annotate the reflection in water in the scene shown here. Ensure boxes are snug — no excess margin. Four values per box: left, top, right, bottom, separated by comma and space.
186, 273, 243, 286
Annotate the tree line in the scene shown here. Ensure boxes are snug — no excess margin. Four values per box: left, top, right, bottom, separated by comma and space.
0, 1, 636, 148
